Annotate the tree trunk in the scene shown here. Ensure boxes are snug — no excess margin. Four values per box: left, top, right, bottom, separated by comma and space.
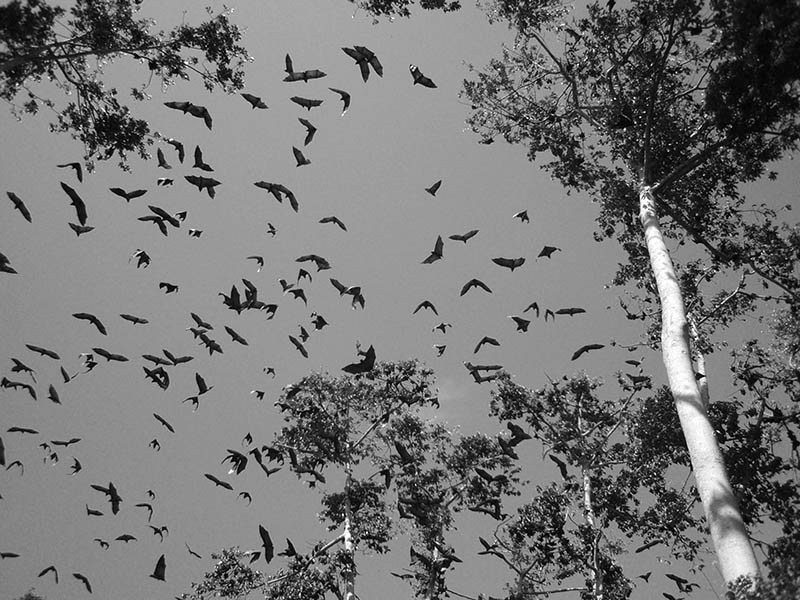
638, 185, 759, 585
582, 468, 603, 599
343, 461, 356, 600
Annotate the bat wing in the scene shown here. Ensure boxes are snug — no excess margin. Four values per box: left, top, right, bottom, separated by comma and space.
571, 343, 605, 361
289, 336, 308, 358
150, 554, 166, 581
60, 182, 87, 225
258, 525, 274, 563
7, 192, 31, 222
153, 413, 174, 433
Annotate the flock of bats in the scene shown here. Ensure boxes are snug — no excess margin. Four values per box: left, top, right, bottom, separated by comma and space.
0, 42, 623, 597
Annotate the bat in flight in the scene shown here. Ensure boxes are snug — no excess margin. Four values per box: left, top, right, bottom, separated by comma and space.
150, 554, 166, 581
60, 182, 87, 225
460, 278, 492, 296
284, 69, 327, 83
342, 344, 376, 374
342, 45, 383, 81
72, 312, 107, 335
422, 235, 444, 264
449, 229, 478, 243
292, 146, 311, 167
425, 180, 442, 196
571, 343, 605, 361
241, 93, 268, 109
492, 257, 525, 272
57, 161, 82, 182
164, 101, 212, 129
298, 118, 316, 145
7, 192, 31, 222
290, 96, 323, 111
184, 175, 221, 199
409, 64, 437, 88
329, 88, 350, 115
109, 187, 147, 202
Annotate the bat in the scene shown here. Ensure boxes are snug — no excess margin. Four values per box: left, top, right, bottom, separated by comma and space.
184, 175, 221, 198
185, 542, 202, 559
195, 372, 213, 395
241, 92, 268, 109
157, 147, 172, 169
296, 254, 331, 271
342, 46, 374, 81
289, 335, 308, 358
150, 554, 166, 581
311, 313, 328, 330
204, 473, 233, 490
51, 438, 81, 447
70, 457, 81, 474
109, 187, 147, 202
115, 533, 136, 542
422, 235, 444, 264
38, 565, 59, 583
258, 525, 274, 563
150, 439, 161, 451
159, 281, 179, 294
509, 315, 531, 332
254, 181, 298, 212
153, 413, 174, 433
473, 336, 500, 354
409, 64, 437, 88
449, 229, 478, 243
57, 161, 82, 182
549, 454, 568, 479
283, 69, 327, 82
538, 245, 561, 258
156, 177, 173, 186
72, 312, 107, 335
523, 302, 540, 317
26, 343, 60, 360
193, 145, 213, 171
512, 210, 529, 223
328, 87, 350, 115
298, 118, 316, 145
166, 137, 185, 162
120, 313, 148, 325
319, 215, 346, 230
188, 228, 202, 237
147, 205, 181, 228
69, 222, 94, 236
432, 322, 452, 333
225, 326, 248, 345
570, 343, 605, 361
92, 347, 129, 362
60, 182, 87, 225
186, 103, 213, 129
354, 45, 382, 76
86, 504, 103, 516
507, 422, 532, 444
0, 252, 17, 274
7, 192, 31, 222
72, 572, 92, 593
492, 257, 525, 271
413, 300, 438, 315
10, 358, 36, 380
290, 96, 323, 110
460, 278, 492, 296
90, 481, 122, 514
342, 345, 376, 374
292, 146, 311, 167
425, 180, 442, 196
555, 307, 586, 316
433, 343, 446, 356
2, 378, 36, 399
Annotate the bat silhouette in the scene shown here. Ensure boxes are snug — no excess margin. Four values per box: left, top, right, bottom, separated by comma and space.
290, 96, 323, 110
289, 335, 308, 358
189, 228, 202, 237
241, 92, 268, 109
48, 383, 63, 402
432, 322, 452, 333
157, 150, 176, 174
413, 300, 438, 315
549, 454, 568, 479
149, 439, 161, 451
2, 378, 36, 399
555, 307, 586, 316
259, 525, 274, 563
120, 313, 148, 325
153, 413, 174, 433
254, 181, 299, 212
72, 312, 107, 335
0, 252, 17, 274
26, 344, 60, 360
109, 187, 147, 202
225, 326, 248, 345
512, 210, 529, 223
311, 313, 328, 330
473, 336, 500, 354
10, 358, 36, 381
571, 343, 605, 361
92, 347, 128, 362
492, 257, 525, 271
409, 64, 437, 88
184, 175, 221, 198
115, 533, 136, 542
90, 481, 122, 514
204, 473, 233, 490
223, 449, 248, 475
60, 182, 87, 225
185, 542, 202, 559
191, 313, 213, 330
523, 302, 540, 317
198, 333, 223, 356
156, 177, 173, 186
433, 344, 446, 356
72, 572, 92, 593
86, 504, 103, 516
193, 145, 213, 171
93, 538, 109, 549
159, 282, 179, 294
342, 45, 383, 81
147, 205, 180, 228
460, 278, 492, 296
7, 192, 31, 222
150, 554, 166, 581
422, 235, 444, 264
296, 254, 331, 271
164, 101, 212, 129
57, 162, 82, 182
284, 69, 327, 82
507, 421, 532, 445
425, 180, 442, 196
69, 222, 94, 236
69, 456, 82, 474
292, 146, 311, 167
135, 502, 154, 522
545, 308, 555, 321
319, 215, 347, 230
329, 87, 350, 115
342, 345, 376, 374
298, 118, 316, 145
166, 138, 185, 162
284, 53, 294, 73
449, 229, 478, 243
509, 315, 531, 332
51, 438, 81, 447
143, 366, 170, 390
38, 565, 59, 583
538, 245, 561, 258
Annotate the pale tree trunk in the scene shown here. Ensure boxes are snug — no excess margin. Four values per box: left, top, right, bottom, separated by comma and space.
582, 468, 603, 599
638, 185, 759, 585
689, 317, 710, 409
343, 462, 356, 600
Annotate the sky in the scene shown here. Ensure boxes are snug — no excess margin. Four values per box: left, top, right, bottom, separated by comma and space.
1, 1, 794, 599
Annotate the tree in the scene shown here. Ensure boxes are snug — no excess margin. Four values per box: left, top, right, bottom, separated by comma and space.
0, 0, 249, 166
184, 359, 524, 600
455, 0, 800, 588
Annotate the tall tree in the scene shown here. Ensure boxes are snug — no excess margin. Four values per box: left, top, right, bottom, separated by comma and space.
455, 0, 800, 588
0, 0, 249, 165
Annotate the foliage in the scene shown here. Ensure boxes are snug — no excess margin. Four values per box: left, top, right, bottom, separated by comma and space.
354, 0, 462, 20
0, 0, 250, 167
13, 592, 46, 600
179, 548, 266, 600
